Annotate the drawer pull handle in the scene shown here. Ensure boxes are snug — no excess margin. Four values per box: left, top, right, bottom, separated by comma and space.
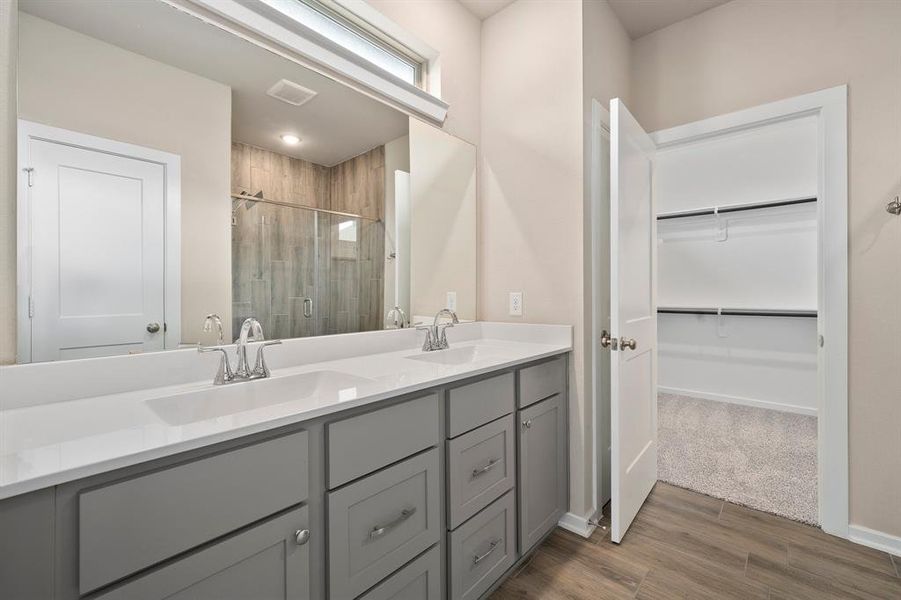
294, 529, 311, 545
370, 507, 416, 539
472, 458, 501, 478
473, 539, 501, 565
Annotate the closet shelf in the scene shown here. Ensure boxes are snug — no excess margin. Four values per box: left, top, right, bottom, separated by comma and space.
657, 307, 817, 318
656, 197, 817, 221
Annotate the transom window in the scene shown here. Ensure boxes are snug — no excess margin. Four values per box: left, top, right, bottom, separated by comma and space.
258, 0, 426, 87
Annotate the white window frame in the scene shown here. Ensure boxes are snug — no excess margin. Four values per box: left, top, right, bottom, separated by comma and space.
173, 0, 448, 124
301, 0, 428, 88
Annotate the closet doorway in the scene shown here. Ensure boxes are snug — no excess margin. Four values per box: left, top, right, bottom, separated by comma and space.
594, 86, 849, 541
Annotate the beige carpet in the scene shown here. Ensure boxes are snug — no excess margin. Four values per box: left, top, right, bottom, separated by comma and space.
657, 392, 818, 525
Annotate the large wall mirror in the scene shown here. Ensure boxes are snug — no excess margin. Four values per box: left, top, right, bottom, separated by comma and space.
11, 0, 476, 364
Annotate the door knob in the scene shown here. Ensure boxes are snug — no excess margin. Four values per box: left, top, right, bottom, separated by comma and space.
146, 322, 161, 333
294, 529, 311, 545
619, 337, 637, 351
601, 330, 612, 348
601, 330, 619, 351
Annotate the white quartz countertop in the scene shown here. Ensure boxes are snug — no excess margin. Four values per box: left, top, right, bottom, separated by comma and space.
0, 323, 571, 499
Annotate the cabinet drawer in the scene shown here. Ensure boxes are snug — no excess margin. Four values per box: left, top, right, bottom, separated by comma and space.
447, 415, 515, 529
79, 431, 308, 594
95, 506, 310, 600
448, 373, 514, 438
357, 545, 441, 600
328, 449, 441, 600
448, 491, 516, 600
518, 356, 565, 408
328, 393, 440, 488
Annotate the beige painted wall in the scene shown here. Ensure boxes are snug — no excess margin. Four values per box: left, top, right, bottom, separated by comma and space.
631, 0, 901, 538
15, 13, 232, 351
364, 0, 481, 147
0, 0, 16, 365
481, 0, 589, 514
409, 118, 477, 321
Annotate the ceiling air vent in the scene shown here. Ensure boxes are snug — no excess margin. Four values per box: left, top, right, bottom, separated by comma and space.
266, 79, 318, 107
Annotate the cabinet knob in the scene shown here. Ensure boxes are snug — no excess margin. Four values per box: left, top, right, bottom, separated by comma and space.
619, 337, 637, 351
146, 322, 161, 334
294, 529, 311, 545
522, 419, 532, 429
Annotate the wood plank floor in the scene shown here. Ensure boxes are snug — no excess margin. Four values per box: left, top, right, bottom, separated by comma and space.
491, 483, 901, 599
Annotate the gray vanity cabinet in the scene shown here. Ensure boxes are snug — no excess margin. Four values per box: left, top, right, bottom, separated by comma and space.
0, 352, 569, 600
93, 506, 310, 600
517, 393, 567, 554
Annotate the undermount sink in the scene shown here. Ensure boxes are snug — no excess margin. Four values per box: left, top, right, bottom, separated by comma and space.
147, 370, 375, 425
404, 345, 507, 366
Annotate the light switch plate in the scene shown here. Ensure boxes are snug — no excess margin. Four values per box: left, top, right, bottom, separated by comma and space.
446, 291, 457, 311
509, 292, 523, 316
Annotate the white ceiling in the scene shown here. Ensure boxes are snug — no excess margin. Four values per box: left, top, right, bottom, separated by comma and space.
607, 0, 732, 39
458, 0, 516, 20
19, 0, 409, 167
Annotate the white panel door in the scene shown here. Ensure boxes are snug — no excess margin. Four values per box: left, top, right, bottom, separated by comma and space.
609, 99, 657, 543
28, 137, 166, 361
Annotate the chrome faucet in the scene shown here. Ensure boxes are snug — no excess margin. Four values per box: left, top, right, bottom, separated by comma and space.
236, 317, 265, 378
198, 317, 281, 385
418, 308, 459, 351
202, 314, 225, 344
385, 305, 409, 329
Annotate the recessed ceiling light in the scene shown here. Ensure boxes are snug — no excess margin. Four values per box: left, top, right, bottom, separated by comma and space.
281, 134, 301, 145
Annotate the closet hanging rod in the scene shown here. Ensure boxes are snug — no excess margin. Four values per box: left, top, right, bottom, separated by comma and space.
230, 192, 380, 222
657, 307, 817, 318
656, 197, 817, 221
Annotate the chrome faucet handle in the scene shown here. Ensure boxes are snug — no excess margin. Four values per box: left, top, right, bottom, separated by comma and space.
252, 340, 282, 378
437, 326, 450, 350
415, 325, 435, 351
198, 345, 234, 385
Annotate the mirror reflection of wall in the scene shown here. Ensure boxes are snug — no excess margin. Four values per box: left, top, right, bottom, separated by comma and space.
8, 0, 476, 365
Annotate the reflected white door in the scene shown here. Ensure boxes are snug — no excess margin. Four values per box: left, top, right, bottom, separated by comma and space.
609, 99, 657, 543
27, 135, 166, 361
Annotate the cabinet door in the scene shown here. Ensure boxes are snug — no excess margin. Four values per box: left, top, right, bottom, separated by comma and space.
95, 506, 310, 600
518, 394, 567, 554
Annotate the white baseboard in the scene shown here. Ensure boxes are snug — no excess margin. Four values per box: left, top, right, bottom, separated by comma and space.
557, 510, 597, 538
848, 525, 901, 557
658, 386, 817, 417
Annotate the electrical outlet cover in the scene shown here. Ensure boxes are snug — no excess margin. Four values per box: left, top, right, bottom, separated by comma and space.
446, 291, 457, 311
509, 292, 523, 316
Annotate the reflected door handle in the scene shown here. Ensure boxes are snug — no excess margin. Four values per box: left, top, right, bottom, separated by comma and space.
619, 337, 637, 351
601, 330, 618, 351
146, 322, 161, 334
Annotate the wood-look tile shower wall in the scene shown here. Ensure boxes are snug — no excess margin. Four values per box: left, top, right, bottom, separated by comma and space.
231, 142, 385, 340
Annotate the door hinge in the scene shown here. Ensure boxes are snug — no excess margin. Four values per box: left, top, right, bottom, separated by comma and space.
28, 295, 34, 318
23, 167, 35, 187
